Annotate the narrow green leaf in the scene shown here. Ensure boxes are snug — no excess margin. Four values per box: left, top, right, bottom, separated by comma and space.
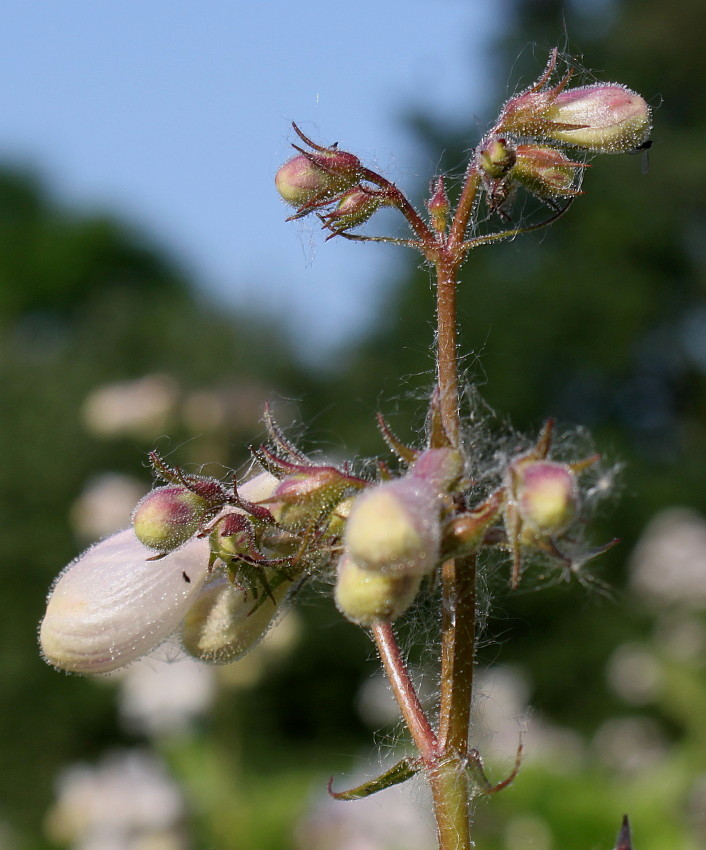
328, 757, 420, 801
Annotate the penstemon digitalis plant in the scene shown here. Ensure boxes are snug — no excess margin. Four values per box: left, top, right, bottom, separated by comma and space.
40, 50, 650, 850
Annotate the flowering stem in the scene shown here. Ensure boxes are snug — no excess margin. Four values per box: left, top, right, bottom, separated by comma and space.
371, 621, 437, 761
434, 256, 461, 446
438, 554, 477, 754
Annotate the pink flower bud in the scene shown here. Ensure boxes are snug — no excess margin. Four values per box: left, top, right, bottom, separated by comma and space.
409, 447, 464, 491
269, 466, 361, 530
513, 460, 578, 535
545, 84, 652, 153
344, 478, 441, 576
275, 154, 336, 207
132, 485, 211, 552
499, 82, 651, 154
334, 555, 422, 627
39, 530, 211, 674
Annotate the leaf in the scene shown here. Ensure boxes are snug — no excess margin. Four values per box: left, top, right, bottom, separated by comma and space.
328, 757, 420, 801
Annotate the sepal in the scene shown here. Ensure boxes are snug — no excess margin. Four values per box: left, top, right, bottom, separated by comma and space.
327, 757, 421, 801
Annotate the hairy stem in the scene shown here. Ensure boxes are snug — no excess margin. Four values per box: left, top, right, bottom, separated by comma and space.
371, 621, 437, 761
438, 554, 477, 753
428, 757, 473, 850
434, 256, 461, 446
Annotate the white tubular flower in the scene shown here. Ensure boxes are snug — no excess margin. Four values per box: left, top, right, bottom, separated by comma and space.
40, 530, 211, 674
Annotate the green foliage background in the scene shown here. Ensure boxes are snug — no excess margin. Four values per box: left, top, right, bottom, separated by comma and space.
2, 0, 706, 847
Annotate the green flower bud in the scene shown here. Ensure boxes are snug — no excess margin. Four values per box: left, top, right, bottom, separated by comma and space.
334, 556, 422, 627
477, 138, 517, 179
322, 186, 386, 234
344, 478, 441, 576
512, 145, 587, 198
132, 486, 211, 552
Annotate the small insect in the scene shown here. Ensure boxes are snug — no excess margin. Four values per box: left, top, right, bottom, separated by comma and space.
628, 138, 652, 175
182, 571, 191, 583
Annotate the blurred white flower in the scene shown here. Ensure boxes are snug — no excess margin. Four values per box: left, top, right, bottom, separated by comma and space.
118, 655, 216, 737
82, 375, 178, 439
45, 750, 187, 850
606, 642, 661, 705
592, 715, 668, 774
630, 508, 706, 609
70, 473, 148, 542
474, 665, 584, 771
504, 814, 553, 850
181, 380, 270, 434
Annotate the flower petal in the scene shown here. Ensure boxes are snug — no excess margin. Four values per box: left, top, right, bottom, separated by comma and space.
40, 530, 211, 674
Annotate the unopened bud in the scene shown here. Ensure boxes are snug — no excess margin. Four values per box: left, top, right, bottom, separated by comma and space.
181, 572, 291, 663
409, 447, 464, 491
275, 154, 338, 207
211, 512, 255, 560
427, 176, 450, 233
132, 485, 211, 552
512, 145, 587, 198
499, 83, 651, 155
514, 460, 578, 534
477, 137, 517, 179
334, 556, 422, 627
545, 84, 651, 153
322, 186, 386, 233
344, 478, 441, 576
270, 466, 359, 530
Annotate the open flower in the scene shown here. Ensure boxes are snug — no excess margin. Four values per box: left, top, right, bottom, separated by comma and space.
40, 530, 213, 674
40, 472, 285, 674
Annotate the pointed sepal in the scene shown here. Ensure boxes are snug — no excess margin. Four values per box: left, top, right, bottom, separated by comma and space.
327, 757, 421, 801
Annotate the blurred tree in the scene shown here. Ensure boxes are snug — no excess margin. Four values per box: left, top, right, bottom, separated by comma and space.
0, 167, 331, 844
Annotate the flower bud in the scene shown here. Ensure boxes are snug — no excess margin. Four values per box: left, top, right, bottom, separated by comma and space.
181, 573, 291, 663
514, 460, 578, 535
40, 530, 211, 674
427, 176, 450, 233
211, 511, 255, 559
499, 83, 651, 154
512, 145, 586, 198
322, 186, 386, 234
477, 138, 517, 179
275, 154, 336, 207
344, 478, 441, 576
132, 485, 211, 552
544, 84, 651, 153
334, 556, 422, 627
269, 466, 357, 530
409, 447, 465, 492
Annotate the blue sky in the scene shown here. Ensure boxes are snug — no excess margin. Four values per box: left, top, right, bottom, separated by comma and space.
0, 1, 502, 362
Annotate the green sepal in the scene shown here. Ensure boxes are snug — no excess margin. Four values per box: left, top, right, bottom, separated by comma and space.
328, 757, 421, 801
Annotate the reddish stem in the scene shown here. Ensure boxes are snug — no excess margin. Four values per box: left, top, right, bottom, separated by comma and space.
371, 621, 438, 762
